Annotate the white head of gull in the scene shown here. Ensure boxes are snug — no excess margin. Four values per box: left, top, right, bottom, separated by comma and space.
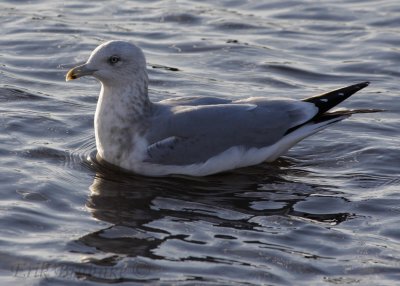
66, 40, 377, 177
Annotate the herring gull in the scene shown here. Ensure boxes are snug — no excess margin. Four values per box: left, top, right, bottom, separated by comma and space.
66, 40, 379, 176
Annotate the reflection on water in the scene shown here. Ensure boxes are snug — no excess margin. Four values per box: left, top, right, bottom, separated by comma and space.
74, 159, 353, 283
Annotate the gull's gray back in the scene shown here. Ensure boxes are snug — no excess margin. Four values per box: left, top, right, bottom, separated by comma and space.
144, 99, 317, 165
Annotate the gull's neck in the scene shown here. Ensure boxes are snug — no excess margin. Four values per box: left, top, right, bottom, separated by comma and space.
99, 79, 152, 119
94, 75, 152, 166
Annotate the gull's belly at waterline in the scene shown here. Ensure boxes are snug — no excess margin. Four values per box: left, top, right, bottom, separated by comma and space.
103, 116, 345, 177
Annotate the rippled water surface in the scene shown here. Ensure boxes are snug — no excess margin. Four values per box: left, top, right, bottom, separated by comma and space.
1, 1, 399, 285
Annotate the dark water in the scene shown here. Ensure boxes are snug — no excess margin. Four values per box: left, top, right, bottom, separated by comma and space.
1, 1, 399, 285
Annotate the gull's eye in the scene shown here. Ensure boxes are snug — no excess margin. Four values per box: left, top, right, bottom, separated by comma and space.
108, 55, 120, 65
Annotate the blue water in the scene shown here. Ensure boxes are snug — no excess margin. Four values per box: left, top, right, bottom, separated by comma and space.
0, 1, 399, 285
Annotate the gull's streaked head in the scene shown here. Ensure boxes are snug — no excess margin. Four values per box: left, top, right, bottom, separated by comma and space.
66, 40, 147, 86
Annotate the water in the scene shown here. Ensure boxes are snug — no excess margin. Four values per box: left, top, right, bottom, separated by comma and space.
0, 0, 399, 285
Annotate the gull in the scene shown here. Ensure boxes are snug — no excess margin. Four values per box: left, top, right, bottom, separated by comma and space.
66, 40, 379, 177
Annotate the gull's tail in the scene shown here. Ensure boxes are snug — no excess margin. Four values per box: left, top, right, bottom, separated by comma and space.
285, 82, 383, 135
303, 81, 371, 116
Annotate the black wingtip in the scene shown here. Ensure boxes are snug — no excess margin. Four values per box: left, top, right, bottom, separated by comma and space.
358, 81, 370, 89
303, 81, 371, 115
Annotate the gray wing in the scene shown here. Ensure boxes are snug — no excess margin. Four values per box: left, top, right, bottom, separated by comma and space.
145, 100, 318, 165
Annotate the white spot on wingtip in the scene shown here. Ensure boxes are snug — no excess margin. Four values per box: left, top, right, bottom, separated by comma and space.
320, 99, 328, 102
245, 104, 257, 111
338, 92, 344, 96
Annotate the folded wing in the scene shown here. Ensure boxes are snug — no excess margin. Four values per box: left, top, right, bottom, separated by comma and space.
145, 100, 318, 165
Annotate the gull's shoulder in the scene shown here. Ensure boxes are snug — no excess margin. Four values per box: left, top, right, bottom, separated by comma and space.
156, 95, 302, 109
158, 96, 232, 106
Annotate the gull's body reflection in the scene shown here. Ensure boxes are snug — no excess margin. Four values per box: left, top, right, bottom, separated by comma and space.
78, 158, 351, 282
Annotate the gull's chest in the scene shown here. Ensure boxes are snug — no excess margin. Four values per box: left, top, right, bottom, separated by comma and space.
94, 98, 151, 168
